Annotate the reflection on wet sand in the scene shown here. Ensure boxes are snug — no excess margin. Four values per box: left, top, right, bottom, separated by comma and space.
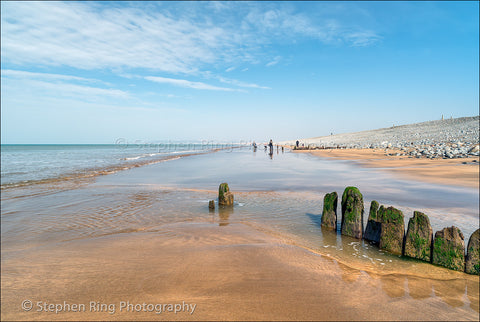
407, 276, 433, 300
381, 274, 406, 298
218, 206, 233, 226
433, 278, 466, 308
467, 278, 480, 313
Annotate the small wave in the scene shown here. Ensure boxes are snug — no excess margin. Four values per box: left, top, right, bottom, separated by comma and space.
124, 156, 142, 161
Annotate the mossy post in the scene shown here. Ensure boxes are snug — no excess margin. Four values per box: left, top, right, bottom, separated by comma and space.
465, 229, 479, 275
378, 206, 405, 255
321, 192, 338, 230
341, 187, 364, 239
403, 211, 433, 262
218, 183, 234, 206
208, 200, 215, 211
432, 226, 465, 272
364, 200, 381, 244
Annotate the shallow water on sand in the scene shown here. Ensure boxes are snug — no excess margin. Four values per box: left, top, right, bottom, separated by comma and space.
1, 148, 479, 320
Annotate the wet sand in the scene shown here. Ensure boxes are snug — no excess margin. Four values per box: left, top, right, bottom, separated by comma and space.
2, 149, 479, 321
2, 222, 478, 321
297, 149, 479, 188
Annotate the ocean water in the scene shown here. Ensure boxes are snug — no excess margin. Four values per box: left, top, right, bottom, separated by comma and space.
0, 143, 224, 187
1, 145, 479, 318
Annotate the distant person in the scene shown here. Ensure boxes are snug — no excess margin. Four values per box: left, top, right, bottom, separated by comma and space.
281, 146, 284, 152
296, 140, 299, 148
252, 141, 257, 148
269, 139, 274, 156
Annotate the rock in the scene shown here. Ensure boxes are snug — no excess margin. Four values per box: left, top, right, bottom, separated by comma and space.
208, 200, 215, 210
432, 226, 465, 271
218, 183, 234, 206
321, 192, 338, 230
378, 206, 405, 255
465, 229, 479, 275
341, 187, 364, 239
403, 211, 433, 262
364, 200, 381, 244
468, 144, 479, 154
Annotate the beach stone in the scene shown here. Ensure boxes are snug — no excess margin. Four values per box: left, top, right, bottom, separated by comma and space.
403, 211, 433, 262
218, 183, 234, 206
378, 206, 405, 255
208, 200, 215, 210
341, 187, 364, 239
363, 200, 381, 244
432, 226, 465, 272
465, 229, 479, 275
321, 192, 338, 230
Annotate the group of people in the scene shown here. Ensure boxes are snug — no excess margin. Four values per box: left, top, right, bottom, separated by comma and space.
252, 139, 284, 156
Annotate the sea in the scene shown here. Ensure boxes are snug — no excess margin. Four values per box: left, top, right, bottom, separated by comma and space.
1, 143, 479, 318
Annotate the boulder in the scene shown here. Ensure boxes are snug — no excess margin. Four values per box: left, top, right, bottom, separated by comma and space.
432, 226, 465, 272
218, 183, 234, 206
403, 211, 433, 261
378, 206, 405, 255
321, 192, 338, 230
465, 229, 479, 275
208, 200, 215, 210
364, 200, 381, 244
341, 187, 364, 239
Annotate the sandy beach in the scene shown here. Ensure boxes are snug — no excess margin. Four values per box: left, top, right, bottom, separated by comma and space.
296, 148, 479, 188
2, 147, 479, 321
2, 222, 478, 321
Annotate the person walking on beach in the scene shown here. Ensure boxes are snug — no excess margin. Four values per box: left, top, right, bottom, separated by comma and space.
268, 139, 274, 155
296, 140, 299, 148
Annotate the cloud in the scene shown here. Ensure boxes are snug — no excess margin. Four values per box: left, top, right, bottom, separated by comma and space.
2, 69, 129, 100
266, 56, 282, 67
1, 2, 382, 76
1, 69, 109, 85
217, 76, 270, 90
243, 6, 381, 47
145, 76, 238, 91
1, 2, 241, 73
225, 67, 236, 72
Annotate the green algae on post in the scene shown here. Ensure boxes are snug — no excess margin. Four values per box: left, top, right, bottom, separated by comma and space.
432, 226, 465, 272
404, 211, 433, 262
321, 192, 338, 230
341, 187, 364, 239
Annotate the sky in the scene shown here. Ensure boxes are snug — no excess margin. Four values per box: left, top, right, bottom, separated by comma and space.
1, 1, 479, 144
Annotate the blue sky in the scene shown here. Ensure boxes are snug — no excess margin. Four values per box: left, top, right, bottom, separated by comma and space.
1, 1, 478, 144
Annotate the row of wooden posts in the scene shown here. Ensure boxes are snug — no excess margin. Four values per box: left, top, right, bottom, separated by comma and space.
320, 186, 478, 275
211, 183, 479, 275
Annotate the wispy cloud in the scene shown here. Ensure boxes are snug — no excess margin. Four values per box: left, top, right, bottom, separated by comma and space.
2, 69, 129, 100
2, 2, 382, 76
2, 69, 109, 85
243, 6, 381, 47
217, 76, 270, 90
1, 2, 239, 74
266, 56, 282, 67
225, 67, 236, 72
145, 76, 238, 92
